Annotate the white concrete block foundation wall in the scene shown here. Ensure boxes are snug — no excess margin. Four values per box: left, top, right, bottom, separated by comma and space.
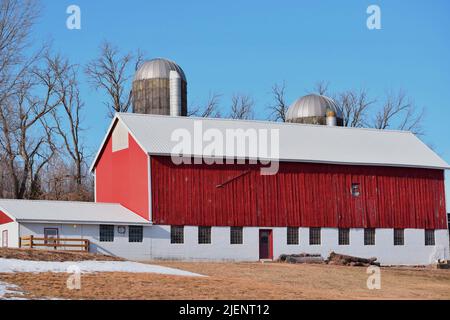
148, 226, 450, 265
13, 223, 450, 265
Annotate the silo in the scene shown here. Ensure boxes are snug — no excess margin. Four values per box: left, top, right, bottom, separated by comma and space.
132, 58, 187, 116
286, 94, 343, 126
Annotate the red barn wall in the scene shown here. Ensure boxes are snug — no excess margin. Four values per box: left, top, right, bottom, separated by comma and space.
150, 156, 447, 229
95, 132, 149, 220
0, 210, 13, 225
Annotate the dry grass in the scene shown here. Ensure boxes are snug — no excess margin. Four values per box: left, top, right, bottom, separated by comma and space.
1, 261, 450, 300
0, 248, 123, 262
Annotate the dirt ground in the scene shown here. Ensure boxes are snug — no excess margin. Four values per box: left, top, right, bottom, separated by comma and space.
0, 248, 124, 262
1, 261, 450, 300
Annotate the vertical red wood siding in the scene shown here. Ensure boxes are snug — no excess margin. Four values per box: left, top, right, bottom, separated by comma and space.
0, 210, 13, 225
95, 133, 149, 220
151, 156, 447, 229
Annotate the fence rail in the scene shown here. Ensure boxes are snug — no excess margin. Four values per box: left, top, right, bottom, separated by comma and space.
19, 236, 90, 252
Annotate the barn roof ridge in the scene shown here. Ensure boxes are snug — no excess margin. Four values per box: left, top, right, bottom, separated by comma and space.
115, 112, 414, 135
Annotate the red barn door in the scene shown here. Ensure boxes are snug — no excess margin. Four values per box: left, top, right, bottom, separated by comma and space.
259, 229, 273, 259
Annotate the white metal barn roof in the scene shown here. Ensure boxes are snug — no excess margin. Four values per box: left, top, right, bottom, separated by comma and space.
0, 199, 150, 225
92, 113, 449, 171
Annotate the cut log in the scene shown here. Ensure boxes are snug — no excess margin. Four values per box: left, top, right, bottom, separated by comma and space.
327, 252, 380, 267
278, 253, 324, 264
286, 256, 324, 264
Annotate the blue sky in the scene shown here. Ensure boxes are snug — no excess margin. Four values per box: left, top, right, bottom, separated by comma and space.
34, 0, 450, 209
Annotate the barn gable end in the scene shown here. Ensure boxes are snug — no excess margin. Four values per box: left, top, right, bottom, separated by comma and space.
94, 121, 150, 221
0, 210, 13, 225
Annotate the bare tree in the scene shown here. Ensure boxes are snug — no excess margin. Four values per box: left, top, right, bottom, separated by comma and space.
188, 92, 222, 118
306, 82, 425, 134
0, 0, 40, 105
312, 81, 330, 95
0, 0, 94, 200
0, 58, 60, 199
85, 41, 143, 118
336, 89, 375, 128
268, 82, 288, 122
229, 94, 254, 120
44, 54, 89, 195
373, 89, 424, 135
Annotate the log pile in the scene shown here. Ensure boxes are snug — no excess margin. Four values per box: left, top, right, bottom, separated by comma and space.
278, 252, 381, 267
327, 252, 380, 267
278, 253, 324, 264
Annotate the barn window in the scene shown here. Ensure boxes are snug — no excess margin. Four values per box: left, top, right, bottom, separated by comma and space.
129, 226, 143, 243
394, 229, 404, 246
198, 226, 212, 244
338, 228, 350, 245
287, 227, 299, 245
364, 228, 375, 245
170, 226, 184, 244
351, 183, 360, 197
230, 227, 243, 244
309, 228, 321, 245
99, 225, 114, 242
425, 229, 435, 246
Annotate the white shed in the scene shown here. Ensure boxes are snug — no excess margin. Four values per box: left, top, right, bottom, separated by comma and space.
0, 199, 152, 260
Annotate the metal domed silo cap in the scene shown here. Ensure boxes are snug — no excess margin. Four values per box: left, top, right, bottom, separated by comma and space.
134, 58, 187, 82
286, 94, 343, 125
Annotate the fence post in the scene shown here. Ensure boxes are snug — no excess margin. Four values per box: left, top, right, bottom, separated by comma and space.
29, 235, 33, 249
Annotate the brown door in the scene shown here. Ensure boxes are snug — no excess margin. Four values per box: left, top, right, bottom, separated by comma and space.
259, 229, 273, 259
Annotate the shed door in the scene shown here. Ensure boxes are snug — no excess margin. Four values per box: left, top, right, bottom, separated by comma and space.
259, 229, 273, 260
2, 230, 8, 247
44, 228, 59, 245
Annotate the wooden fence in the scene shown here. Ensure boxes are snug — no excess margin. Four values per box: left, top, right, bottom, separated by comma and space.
19, 236, 90, 252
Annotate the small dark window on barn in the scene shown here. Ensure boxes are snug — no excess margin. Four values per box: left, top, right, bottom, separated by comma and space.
170, 226, 184, 244
99, 225, 114, 242
198, 226, 212, 244
351, 183, 360, 197
129, 226, 143, 243
425, 229, 435, 246
338, 228, 350, 245
394, 229, 404, 246
287, 227, 299, 245
230, 227, 243, 244
309, 228, 321, 245
364, 228, 375, 246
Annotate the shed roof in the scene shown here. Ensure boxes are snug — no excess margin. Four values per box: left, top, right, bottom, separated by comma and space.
0, 199, 150, 225
91, 113, 449, 171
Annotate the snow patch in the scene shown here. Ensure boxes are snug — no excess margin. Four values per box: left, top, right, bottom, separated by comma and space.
0, 281, 25, 300
0, 258, 202, 277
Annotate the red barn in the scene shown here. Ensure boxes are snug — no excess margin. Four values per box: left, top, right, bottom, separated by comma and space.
88, 112, 449, 264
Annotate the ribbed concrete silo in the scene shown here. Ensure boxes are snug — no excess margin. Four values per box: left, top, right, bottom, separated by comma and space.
132, 58, 187, 116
